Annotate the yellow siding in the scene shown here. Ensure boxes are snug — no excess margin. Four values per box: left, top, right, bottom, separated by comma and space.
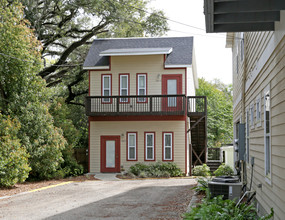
89, 55, 187, 96
90, 121, 186, 173
233, 28, 285, 219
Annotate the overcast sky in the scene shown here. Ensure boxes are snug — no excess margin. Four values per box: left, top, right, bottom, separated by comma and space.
150, 0, 233, 85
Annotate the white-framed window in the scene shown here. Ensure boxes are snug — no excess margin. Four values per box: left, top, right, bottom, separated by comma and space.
240, 32, 244, 62
137, 74, 147, 102
250, 102, 254, 129
102, 75, 111, 103
264, 85, 271, 181
163, 132, 173, 161
246, 108, 250, 164
127, 132, 136, 161
256, 94, 261, 127
145, 132, 154, 160
120, 74, 129, 103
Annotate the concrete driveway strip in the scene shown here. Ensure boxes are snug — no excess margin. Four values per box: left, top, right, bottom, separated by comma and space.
0, 178, 196, 220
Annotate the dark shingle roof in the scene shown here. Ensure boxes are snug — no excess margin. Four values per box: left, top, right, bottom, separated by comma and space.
83, 37, 193, 68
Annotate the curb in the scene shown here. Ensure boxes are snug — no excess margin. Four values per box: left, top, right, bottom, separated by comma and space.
0, 181, 73, 200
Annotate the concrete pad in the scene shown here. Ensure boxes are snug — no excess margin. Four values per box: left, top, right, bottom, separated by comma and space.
94, 173, 121, 181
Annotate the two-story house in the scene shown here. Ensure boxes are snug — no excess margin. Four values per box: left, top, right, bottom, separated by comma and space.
205, 1, 285, 219
83, 37, 207, 176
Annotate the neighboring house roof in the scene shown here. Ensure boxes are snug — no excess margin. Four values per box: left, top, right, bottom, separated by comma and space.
83, 37, 194, 69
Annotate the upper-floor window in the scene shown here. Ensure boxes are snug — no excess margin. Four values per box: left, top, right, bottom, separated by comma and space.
246, 108, 250, 164
163, 132, 173, 161
250, 102, 254, 129
137, 73, 147, 102
119, 74, 129, 103
240, 33, 244, 62
264, 85, 271, 180
256, 94, 261, 127
102, 74, 111, 103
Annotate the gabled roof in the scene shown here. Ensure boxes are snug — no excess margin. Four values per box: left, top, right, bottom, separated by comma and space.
83, 37, 194, 69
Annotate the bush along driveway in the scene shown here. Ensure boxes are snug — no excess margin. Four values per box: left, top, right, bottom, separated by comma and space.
0, 178, 197, 220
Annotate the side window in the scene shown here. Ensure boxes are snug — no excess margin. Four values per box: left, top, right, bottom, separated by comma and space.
120, 74, 129, 103
163, 132, 173, 161
137, 73, 147, 102
250, 102, 254, 129
264, 85, 271, 180
102, 74, 111, 103
145, 132, 155, 161
246, 108, 250, 164
127, 132, 137, 161
256, 94, 261, 127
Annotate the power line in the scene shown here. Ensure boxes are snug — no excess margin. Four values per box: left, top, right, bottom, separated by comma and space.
0, 52, 82, 67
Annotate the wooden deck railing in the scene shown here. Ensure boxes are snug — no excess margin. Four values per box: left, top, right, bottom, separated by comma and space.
187, 96, 207, 116
85, 95, 186, 116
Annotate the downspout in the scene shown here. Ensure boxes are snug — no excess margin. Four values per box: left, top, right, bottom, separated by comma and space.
241, 34, 247, 185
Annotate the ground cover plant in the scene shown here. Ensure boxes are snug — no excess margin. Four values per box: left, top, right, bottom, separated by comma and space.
184, 195, 274, 220
128, 162, 184, 178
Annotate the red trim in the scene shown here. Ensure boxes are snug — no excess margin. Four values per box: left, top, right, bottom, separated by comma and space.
144, 132, 156, 161
136, 73, 148, 103
126, 132, 138, 161
185, 67, 188, 175
88, 70, 91, 96
101, 74, 112, 104
89, 115, 185, 121
88, 118, 90, 173
119, 73, 130, 104
162, 132, 174, 162
161, 74, 183, 112
100, 135, 120, 173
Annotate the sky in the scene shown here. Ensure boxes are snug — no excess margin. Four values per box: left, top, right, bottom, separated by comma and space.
150, 0, 233, 85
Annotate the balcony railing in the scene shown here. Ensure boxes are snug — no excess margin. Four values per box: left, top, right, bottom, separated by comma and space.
86, 95, 186, 116
187, 96, 207, 117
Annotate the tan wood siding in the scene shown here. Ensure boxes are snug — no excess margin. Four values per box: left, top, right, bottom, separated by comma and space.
90, 121, 186, 173
89, 55, 191, 97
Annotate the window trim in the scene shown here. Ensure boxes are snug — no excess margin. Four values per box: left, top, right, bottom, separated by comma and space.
144, 132, 155, 161
256, 94, 262, 127
264, 84, 271, 184
101, 74, 112, 104
245, 107, 250, 164
119, 73, 130, 103
240, 32, 244, 62
162, 132, 174, 161
250, 101, 255, 129
137, 73, 147, 103
126, 132, 137, 161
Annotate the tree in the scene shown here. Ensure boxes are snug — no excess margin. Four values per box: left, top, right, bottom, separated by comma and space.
20, 0, 169, 105
196, 78, 233, 147
0, 0, 66, 180
0, 114, 31, 187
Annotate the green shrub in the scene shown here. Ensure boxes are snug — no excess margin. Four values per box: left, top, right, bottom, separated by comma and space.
192, 164, 211, 176
0, 115, 31, 187
192, 178, 210, 195
128, 162, 183, 178
183, 195, 274, 220
214, 163, 234, 177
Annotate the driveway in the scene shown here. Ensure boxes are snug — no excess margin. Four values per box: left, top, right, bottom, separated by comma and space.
0, 178, 196, 220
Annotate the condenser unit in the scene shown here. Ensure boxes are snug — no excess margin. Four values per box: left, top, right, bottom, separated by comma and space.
208, 176, 242, 200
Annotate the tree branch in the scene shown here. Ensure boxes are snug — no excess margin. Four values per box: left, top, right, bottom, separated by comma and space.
38, 21, 110, 78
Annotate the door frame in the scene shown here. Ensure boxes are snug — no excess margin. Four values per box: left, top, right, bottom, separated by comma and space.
161, 74, 183, 111
100, 136, 121, 173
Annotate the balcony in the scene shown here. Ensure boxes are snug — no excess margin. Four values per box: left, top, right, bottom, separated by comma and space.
187, 96, 207, 117
86, 95, 186, 116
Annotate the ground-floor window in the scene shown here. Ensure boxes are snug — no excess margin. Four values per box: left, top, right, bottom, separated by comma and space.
163, 132, 173, 161
264, 85, 271, 180
127, 132, 137, 161
145, 132, 155, 161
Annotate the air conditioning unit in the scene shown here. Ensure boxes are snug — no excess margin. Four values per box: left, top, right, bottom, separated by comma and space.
208, 176, 242, 200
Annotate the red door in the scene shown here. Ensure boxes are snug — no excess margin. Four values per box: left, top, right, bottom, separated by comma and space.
162, 74, 183, 112
101, 136, 120, 172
